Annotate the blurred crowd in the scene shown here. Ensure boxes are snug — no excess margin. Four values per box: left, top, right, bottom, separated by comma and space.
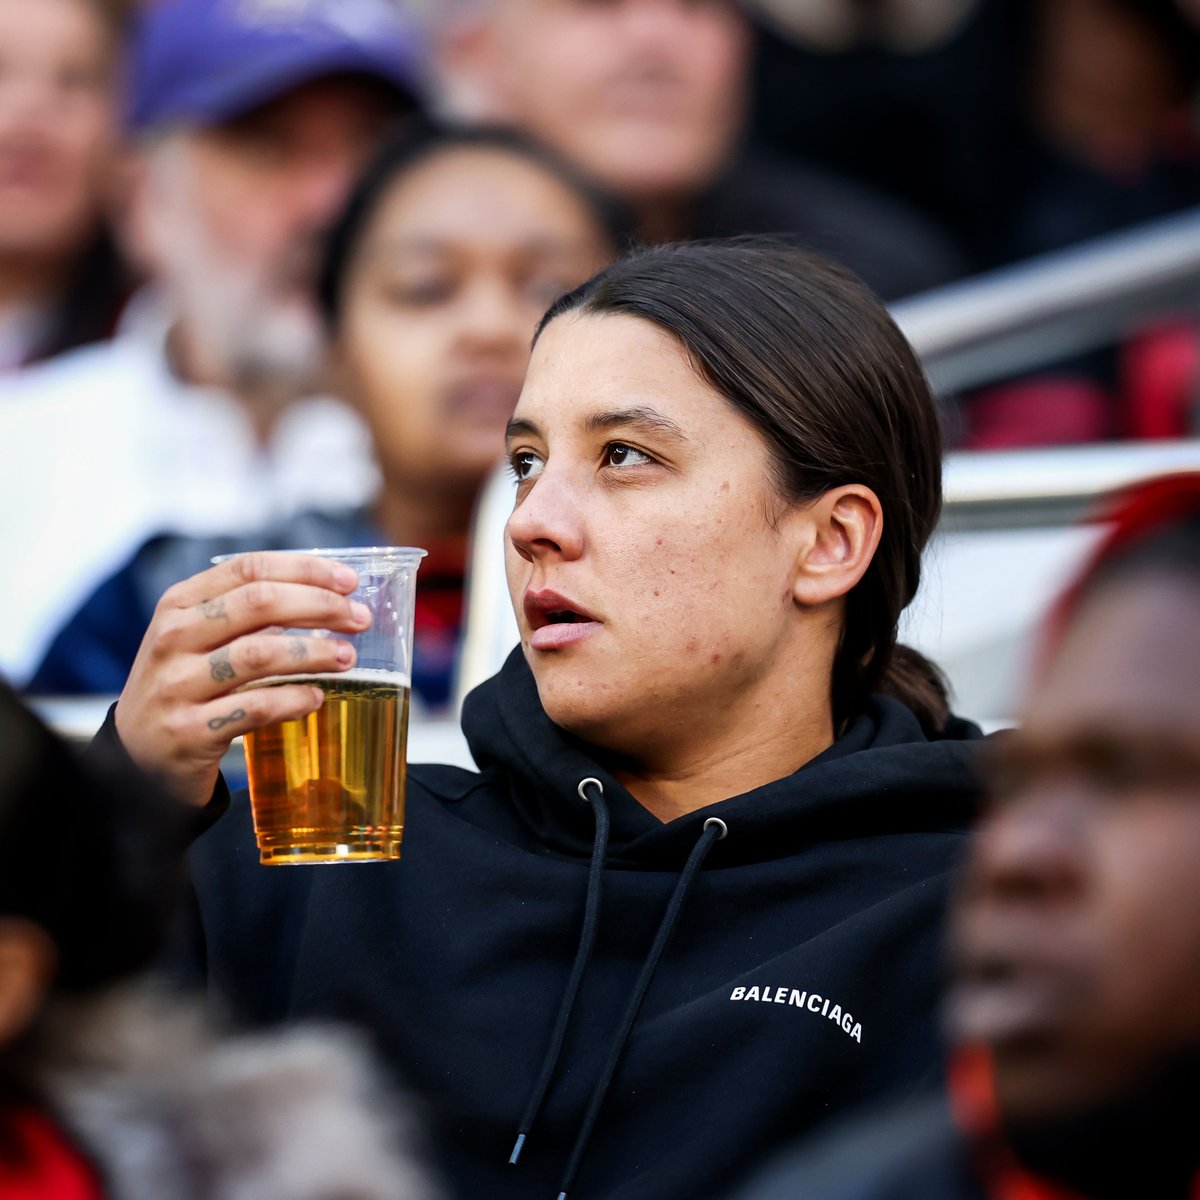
2, 3, 1200, 1198
2, 0, 1200, 691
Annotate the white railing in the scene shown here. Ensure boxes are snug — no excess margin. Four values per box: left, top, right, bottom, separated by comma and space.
893, 207, 1200, 396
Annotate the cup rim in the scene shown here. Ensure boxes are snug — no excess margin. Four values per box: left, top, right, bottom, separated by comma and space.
212, 546, 428, 566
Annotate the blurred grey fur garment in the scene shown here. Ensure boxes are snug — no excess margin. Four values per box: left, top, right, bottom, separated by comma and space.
725, 1091, 985, 1200
34, 982, 441, 1200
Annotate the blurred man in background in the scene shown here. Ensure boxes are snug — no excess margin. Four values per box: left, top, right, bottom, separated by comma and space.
0, 0, 128, 371
436, 0, 961, 300
0, 0, 425, 685
730, 473, 1200, 1200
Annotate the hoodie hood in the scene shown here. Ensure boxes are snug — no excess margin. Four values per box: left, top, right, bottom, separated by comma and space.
462, 648, 983, 868
182, 649, 987, 1200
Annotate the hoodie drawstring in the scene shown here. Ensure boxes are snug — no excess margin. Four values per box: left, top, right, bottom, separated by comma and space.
509, 778, 611, 1166
553, 814, 728, 1200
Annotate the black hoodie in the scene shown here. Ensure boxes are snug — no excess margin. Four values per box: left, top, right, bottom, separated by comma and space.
182, 649, 983, 1200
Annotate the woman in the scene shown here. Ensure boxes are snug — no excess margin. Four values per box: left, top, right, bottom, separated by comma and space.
107, 241, 982, 1199
29, 123, 620, 709
0, 0, 129, 371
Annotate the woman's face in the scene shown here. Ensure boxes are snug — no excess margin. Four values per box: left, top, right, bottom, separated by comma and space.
0, 0, 117, 262
504, 312, 814, 758
338, 146, 612, 495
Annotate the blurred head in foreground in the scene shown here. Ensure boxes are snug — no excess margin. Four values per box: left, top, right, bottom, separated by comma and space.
0, 688, 436, 1197
0, 685, 184, 1111
949, 473, 1200, 1187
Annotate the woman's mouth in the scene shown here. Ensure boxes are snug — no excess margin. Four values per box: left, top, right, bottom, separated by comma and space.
524, 590, 601, 651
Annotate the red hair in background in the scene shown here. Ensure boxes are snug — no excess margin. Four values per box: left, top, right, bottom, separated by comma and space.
1038, 472, 1200, 672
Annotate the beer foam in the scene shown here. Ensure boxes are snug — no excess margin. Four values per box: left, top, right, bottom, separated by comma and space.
248, 667, 412, 690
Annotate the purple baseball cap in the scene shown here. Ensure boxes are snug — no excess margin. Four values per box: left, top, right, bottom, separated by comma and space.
127, 0, 429, 132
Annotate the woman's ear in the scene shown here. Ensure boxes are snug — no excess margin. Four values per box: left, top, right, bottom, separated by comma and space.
790, 485, 883, 607
0, 918, 57, 1047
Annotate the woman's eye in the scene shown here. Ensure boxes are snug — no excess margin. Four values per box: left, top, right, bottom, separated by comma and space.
509, 451, 545, 482
604, 443, 652, 468
381, 278, 455, 307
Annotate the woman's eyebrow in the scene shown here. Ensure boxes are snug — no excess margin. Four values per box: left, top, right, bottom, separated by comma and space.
505, 407, 690, 446
584, 406, 690, 442
362, 236, 596, 261
505, 416, 541, 443
360, 237, 450, 260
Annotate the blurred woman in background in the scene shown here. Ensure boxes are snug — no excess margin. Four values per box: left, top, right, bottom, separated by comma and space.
0, 0, 130, 372
29, 123, 621, 710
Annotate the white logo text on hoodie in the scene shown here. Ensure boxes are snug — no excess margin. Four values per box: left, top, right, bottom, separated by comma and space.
729, 985, 863, 1043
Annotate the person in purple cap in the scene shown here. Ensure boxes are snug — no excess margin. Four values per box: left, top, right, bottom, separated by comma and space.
0, 0, 425, 687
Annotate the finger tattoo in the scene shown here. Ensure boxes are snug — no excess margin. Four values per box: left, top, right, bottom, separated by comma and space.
289, 637, 308, 663
207, 707, 245, 732
200, 597, 228, 620
209, 647, 236, 683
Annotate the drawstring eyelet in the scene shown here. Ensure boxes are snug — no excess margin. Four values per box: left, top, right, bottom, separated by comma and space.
578, 777, 604, 803
703, 817, 728, 840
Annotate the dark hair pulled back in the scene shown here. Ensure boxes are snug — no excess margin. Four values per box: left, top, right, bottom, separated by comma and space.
536, 239, 950, 734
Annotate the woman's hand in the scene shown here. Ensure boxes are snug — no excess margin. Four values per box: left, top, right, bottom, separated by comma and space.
115, 552, 370, 808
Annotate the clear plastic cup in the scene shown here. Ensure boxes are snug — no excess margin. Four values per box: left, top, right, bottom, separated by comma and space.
215, 547, 426, 864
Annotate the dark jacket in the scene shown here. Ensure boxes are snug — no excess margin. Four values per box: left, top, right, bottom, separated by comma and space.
29, 508, 464, 711
727, 1049, 1200, 1200
695, 150, 964, 300
158, 649, 982, 1200
727, 1092, 986, 1200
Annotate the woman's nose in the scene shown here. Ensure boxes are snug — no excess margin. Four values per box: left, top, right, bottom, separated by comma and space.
506, 468, 585, 564
459, 278, 527, 353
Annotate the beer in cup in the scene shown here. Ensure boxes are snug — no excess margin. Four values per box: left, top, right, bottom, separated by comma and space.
215, 547, 426, 864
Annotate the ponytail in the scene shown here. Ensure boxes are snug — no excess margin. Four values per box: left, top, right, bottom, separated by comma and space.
877, 643, 951, 737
